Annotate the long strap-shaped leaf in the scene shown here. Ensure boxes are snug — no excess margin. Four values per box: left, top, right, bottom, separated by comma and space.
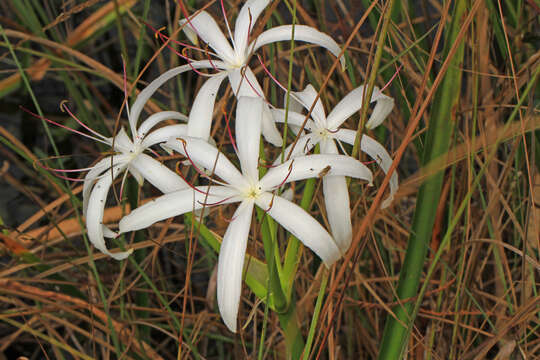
377, 0, 468, 358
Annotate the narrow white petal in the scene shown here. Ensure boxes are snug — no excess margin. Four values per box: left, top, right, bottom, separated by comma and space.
261, 104, 283, 147
179, 11, 236, 64
255, 193, 341, 266
325, 85, 366, 129
111, 127, 133, 153
86, 164, 132, 260
136, 111, 187, 142
102, 226, 117, 238
288, 84, 326, 127
320, 140, 351, 251
325, 86, 394, 130
83, 155, 129, 219
272, 133, 318, 166
217, 199, 254, 332
233, 0, 271, 58
236, 97, 263, 181
140, 124, 188, 148
228, 67, 283, 147
119, 186, 240, 233
366, 87, 394, 129
178, 18, 199, 45
260, 154, 373, 190
187, 73, 227, 140
283, 91, 304, 114
281, 187, 294, 201
271, 108, 316, 136
129, 61, 226, 125
164, 137, 246, 187
252, 25, 346, 70
129, 166, 144, 186
130, 154, 187, 193
271, 109, 317, 130
335, 129, 398, 208
228, 67, 263, 98
322, 175, 351, 251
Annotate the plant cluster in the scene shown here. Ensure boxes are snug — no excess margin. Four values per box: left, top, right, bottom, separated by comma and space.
69, 0, 397, 333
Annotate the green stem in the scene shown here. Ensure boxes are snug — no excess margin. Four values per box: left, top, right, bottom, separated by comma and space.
302, 268, 329, 360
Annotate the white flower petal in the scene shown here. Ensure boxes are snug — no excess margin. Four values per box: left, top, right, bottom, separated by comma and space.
283, 91, 304, 114
320, 140, 351, 251
271, 109, 317, 130
255, 192, 341, 266
325, 85, 365, 129
140, 124, 188, 148
178, 18, 199, 45
261, 104, 283, 147
322, 175, 351, 251
366, 87, 394, 129
287, 84, 326, 127
119, 186, 240, 233
271, 108, 316, 137
272, 133, 318, 166
130, 154, 187, 193
228, 67, 263, 98
260, 154, 373, 190
163, 137, 246, 186
252, 25, 346, 70
86, 164, 132, 260
102, 226, 117, 238
281, 187, 294, 201
217, 199, 254, 332
335, 129, 398, 208
129, 167, 144, 186
129, 61, 226, 125
236, 96, 263, 181
111, 127, 133, 153
187, 73, 227, 140
233, 0, 271, 58
83, 155, 129, 219
325, 86, 394, 130
136, 111, 187, 142
228, 67, 283, 147
179, 11, 236, 63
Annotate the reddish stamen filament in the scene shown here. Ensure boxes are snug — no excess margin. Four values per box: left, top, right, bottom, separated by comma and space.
380, 64, 403, 92
262, 194, 275, 213
256, 54, 289, 94
20, 106, 109, 145
175, 161, 208, 194
222, 105, 238, 153
197, 195, 234, 207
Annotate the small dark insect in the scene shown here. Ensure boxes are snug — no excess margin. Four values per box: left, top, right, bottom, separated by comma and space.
318, 165, 331, 178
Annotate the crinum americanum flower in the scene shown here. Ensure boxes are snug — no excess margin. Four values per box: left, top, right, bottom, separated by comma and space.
271, 84, 397, 252
118, 97, 373, 331
80, 70, 201, 259
172, 0, 346, 146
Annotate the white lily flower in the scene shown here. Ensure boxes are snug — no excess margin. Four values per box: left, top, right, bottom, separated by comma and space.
272, 84, 397, 252
118, 97, 372, 331
175, 0, 346, 146
80, 68, 206, 259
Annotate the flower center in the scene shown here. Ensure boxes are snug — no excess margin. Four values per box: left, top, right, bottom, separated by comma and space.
126, 144, 143, 161
227, 49, 248, 68
317, 128, 330, 139
243, 183, 263, 199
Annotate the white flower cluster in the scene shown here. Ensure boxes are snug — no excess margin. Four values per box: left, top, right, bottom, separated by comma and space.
79, 0, 397, 332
